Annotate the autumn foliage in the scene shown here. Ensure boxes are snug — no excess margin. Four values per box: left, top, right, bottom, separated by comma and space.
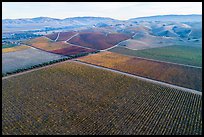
69, 32, 131, 50
2, 62, 202, 135
79, 52, 202, 91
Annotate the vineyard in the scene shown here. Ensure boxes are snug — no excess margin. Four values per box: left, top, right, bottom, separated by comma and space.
2, 61, 202, 135
25, 36, 52, 44
78, 52, 202, 91
23, 36, 97, 56
2, 45, 30, 53
2, 47, 65, 74
51, 45, 97, 56
2, 43, 19, 49
109, 45, 202, 67
56, 31, 77, 41
24, 37, 69, 51
69, 32, 131, 50
45, 32, 59, 41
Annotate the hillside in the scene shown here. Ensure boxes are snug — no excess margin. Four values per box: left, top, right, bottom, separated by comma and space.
2, 14, 201, 33
129, 14, 202, 22
2, 17, 118, 32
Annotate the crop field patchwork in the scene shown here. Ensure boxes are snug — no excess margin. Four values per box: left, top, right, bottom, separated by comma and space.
109, 45, 202, 67
2, 61, 202, 135
2, 45, 30, 53
69, 32, 132, 50
2, 44, 18, 49
25, 36, 52, 44
24, 37, 69, 51
2, 14, 202, 136
78, 52, 202, 91
51, 45, 97, 56
24, 36, 96, 56
2, 47, 65, 74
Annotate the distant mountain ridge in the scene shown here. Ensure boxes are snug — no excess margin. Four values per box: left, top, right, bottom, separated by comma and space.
3, 14, 201, 21
129, 14, 202, 22
3, 16, 117, 24
2, 14, 202, 33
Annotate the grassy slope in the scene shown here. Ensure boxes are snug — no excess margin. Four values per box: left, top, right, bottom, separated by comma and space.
2, 61, 202, 135
69, 32, 130, 50
2, 44, 18, 49
2, 45, 30, 53
109, 45, 202, 67
24, 37, 70, 51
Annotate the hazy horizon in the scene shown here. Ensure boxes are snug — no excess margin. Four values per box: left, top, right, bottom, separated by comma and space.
2, 2, 202, 20
2, 14, 202, 21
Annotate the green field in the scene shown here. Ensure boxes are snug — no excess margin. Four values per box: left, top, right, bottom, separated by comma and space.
109, 45, 202, 67
2, 61, 202, 135
2, 44, 18, 49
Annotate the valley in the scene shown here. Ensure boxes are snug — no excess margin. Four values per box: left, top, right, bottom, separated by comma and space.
2, 14, 202, 135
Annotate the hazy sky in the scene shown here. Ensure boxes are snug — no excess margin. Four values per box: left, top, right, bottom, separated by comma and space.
2, 2, 202, 20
